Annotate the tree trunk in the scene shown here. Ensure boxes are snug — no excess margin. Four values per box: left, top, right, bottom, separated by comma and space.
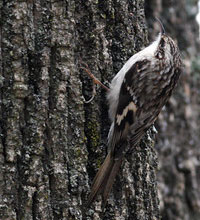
2, 0, 197, 219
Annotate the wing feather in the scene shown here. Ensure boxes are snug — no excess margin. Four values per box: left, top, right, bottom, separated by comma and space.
109, 60, 150, 155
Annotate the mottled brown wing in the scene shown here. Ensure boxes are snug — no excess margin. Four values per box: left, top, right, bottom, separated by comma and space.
109, 59, 152, 156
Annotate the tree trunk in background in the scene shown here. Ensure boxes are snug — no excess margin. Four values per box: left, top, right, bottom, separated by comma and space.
0, 1, 160, 220
145, 1, 200, 220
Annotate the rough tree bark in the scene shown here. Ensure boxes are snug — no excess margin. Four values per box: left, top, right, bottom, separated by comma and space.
145, 1, 200, 220
1, 0, 194, 219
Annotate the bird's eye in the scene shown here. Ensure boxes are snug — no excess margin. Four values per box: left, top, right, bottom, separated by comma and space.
160, 38, 165, 47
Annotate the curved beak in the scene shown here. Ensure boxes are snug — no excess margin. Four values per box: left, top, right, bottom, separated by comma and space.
155, 17, 166, 35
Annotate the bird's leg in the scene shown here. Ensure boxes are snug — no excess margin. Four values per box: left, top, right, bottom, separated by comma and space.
83, 83, 96, 104
80, 62, 110, 103
80, 62, 110, 91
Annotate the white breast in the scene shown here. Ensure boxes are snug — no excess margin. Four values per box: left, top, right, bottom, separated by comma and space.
107, 34, 161, 122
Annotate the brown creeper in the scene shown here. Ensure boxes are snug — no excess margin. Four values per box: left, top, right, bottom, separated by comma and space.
86, 21, 182, 207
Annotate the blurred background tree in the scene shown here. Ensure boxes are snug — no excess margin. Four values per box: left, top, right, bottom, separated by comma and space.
145, 0, 200, 220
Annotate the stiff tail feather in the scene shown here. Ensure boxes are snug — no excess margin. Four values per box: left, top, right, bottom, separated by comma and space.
102, 157, 123, 207
86, 152, 123, 207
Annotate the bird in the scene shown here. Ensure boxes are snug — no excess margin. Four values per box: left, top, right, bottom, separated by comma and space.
84, 20, 182, 208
